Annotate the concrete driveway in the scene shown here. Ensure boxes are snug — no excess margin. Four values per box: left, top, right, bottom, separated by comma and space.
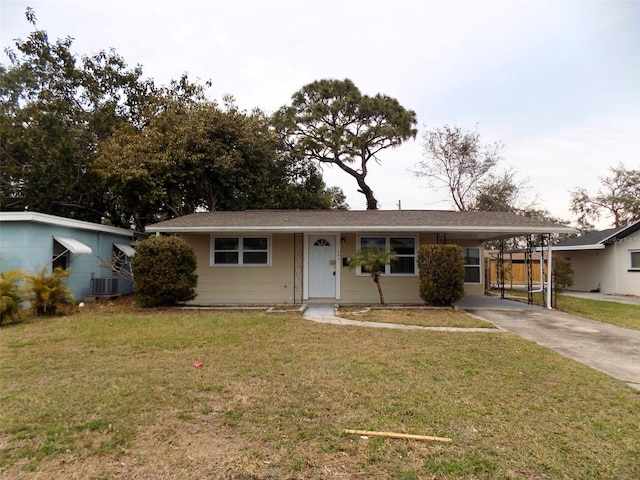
457, 297, 640, 391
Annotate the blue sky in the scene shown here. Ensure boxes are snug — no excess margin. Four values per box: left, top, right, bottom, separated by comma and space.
2, 0, 638, 226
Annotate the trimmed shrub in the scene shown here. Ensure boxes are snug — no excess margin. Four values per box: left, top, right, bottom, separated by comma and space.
1, 269, 26, 325
418, 244, 465, 306
552, 257, 574, 291
26, 266, 75, 315
132, 235, 197, 307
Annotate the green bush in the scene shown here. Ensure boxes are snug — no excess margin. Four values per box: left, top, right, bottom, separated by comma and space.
552, 257, 574, 291
26, 266, 75, 315
1, 269, 26, 325
132, 236, 197, 307
417, 244, 465, 306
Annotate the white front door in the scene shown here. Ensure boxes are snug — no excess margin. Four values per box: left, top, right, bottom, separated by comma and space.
308, 236, 336, 298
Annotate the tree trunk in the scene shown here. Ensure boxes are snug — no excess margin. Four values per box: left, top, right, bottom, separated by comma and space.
374, 273, 385, 305
357, 181, 378, 210
332, 158, 378, 209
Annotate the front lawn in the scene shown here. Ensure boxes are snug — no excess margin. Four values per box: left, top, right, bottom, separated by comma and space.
1, 300, 639, 479
556, 295, 640, 330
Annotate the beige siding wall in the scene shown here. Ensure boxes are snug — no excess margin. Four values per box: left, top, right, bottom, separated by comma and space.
181, 233, 296, 304
338, 233, 484, 304
181, 232, 485, 305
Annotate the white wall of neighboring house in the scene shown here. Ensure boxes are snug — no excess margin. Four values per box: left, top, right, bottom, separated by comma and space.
612, 230, 640, 296
560, 249, 608, 293
560, 229, 640, 296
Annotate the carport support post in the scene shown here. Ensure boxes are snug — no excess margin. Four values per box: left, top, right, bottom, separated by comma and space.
546, 233, 553, 309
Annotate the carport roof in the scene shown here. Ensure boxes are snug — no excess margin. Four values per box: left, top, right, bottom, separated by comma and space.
146, 210, 574, 240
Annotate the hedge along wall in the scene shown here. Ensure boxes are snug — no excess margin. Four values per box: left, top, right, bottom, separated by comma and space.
417, 244, 465, 306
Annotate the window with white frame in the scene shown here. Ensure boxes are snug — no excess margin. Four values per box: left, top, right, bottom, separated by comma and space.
358, 236, 416, 275
52, 239, 69, 270
630, 251, 640, 270
211, 236, 270, 266
463, 247, 481, 283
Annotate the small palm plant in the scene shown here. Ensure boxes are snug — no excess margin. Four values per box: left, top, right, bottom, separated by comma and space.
349, 245, 398, 305
26, 266, 75, 315
1, 269, 26, 325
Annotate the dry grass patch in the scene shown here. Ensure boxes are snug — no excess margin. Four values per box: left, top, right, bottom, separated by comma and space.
337, 306, 495, 328
1, 300, 639, 479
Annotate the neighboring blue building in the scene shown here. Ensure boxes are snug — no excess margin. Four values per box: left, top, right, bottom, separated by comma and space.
0, 212, 139, 301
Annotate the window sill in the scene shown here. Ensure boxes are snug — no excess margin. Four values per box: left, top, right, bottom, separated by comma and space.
356, 274, 418, 277
210, 264, 270, 268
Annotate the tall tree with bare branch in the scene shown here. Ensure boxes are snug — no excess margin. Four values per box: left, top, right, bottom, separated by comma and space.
414, 124, 503, 211
570, 164, 640, 230
273, 79, 417, 209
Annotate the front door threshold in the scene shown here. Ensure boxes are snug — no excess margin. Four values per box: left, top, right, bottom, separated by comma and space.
306, 298, 337, 304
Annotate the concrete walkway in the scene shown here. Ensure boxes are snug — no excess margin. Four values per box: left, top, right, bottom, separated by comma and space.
302, 304, 500, 332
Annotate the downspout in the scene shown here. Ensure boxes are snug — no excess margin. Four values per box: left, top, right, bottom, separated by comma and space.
546, 233, 553, 309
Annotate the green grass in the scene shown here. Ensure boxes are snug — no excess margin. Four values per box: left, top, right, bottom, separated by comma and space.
556, 295, 640, 330
1, 299, 639, 479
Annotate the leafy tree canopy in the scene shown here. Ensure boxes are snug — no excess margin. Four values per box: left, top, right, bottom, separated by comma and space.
570, 163, 640, 230
2, 9, 345, 230
96, 97, 345, 230
273, 78, 417, 209
0, 8, 156, 224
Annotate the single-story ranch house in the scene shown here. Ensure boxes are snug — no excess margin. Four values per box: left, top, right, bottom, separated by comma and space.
0, 211, 138, 301
146, 210, 574, 305
552, 219, 640, 296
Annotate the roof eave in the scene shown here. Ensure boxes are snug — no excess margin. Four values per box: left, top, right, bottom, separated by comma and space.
552, 244, 606, 251
146, 225, 575, 235
1, 211, 136, 237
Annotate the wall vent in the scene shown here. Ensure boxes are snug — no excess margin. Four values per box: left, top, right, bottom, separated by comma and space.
92, 278, 118, 296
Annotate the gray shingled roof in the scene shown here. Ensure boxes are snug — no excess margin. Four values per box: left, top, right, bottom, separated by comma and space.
554, 219, 640, 249
146, 210, 574, 240
554, 228, 620, 247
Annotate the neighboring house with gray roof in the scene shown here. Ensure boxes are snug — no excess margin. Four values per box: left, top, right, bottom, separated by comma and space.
0, 212, 138, 301
146, 210, 574, 305
552, 219, 640, 296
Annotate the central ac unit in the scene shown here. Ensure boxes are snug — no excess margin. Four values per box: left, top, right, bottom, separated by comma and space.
92, 278, 118, 296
